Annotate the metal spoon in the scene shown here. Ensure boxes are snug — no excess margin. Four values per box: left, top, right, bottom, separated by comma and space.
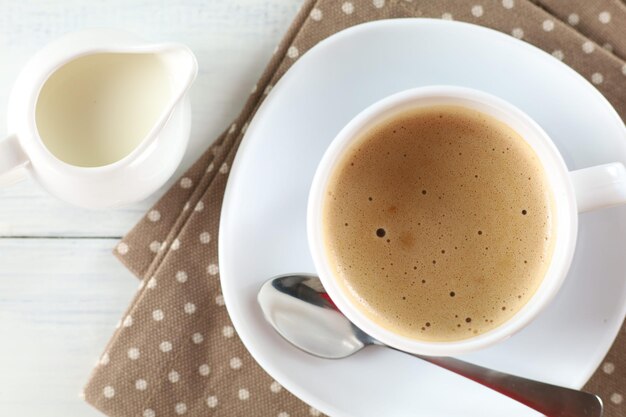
258, 274, 603, 417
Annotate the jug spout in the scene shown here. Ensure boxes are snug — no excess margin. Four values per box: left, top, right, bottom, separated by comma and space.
156, 43, 198, 103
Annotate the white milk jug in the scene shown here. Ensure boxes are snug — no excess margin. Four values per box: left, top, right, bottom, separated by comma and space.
0, 29, 198, 208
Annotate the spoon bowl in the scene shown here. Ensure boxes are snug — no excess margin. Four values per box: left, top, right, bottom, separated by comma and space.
258, 274, 369, 358
258, 274, 603, 417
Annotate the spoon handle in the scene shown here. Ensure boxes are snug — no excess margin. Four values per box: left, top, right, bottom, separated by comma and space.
415, 355, 603, 417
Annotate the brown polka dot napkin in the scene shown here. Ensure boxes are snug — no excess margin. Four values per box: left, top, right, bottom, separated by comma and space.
84, 1, 626, 416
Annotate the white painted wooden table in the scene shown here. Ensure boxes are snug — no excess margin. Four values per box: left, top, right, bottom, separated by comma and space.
0, 1, 302, 415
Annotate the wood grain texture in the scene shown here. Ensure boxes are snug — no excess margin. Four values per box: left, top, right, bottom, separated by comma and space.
0, 1, 303, 416
0, 239, 138, 417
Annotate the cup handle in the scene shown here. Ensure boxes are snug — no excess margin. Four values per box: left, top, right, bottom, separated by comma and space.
570, 162, 626, 213
0, 134, 29, 186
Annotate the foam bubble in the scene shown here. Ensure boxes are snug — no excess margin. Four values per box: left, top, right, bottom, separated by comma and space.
322, 105, 555, 342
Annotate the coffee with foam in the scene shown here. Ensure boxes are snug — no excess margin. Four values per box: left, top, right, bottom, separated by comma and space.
322, 105, 556, 342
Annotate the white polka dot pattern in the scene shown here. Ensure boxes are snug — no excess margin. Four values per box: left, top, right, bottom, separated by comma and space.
568, 13, 579, 25
184, 302, 196, 314
215, 294, 225, 306
551, 50, 564, 60
152, 309, 164, 321
200, 232, 211, 245
176, 271, 188, 283
199, 231, 211, 244
175, 402, 187, 415
123, 315, 133, 327
542, 19, 554, 32
223, 325, 235, 338
230, 357, 243, 369
603, 362, 615, 374
180, 177, 193, 189
103, 386, 115, 399
206, 395, 218, 408
116, 242, 129, 255
127, 347, 140, 360
215, 294, 224, 306
168, 370, 180, 383
471, 5, 483, 18
147, 210, 161, 222
582, 41, 595, 54
199, 364, 211, 376
238, 388, 250, 400
192, 332, 204, 344
598, 11, 611, 24
270, 381, 282, 393
135, 379, 147, 391
310, 8, 322, 21
591, 72, 604, 85
99, 353, 109, 366
149, 241, 162, 253
287, 46, 299, 58
87, 2, 626, 416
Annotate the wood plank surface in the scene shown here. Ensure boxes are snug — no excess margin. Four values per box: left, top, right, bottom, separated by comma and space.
0, 1, 303, 416
0, 239, 138, 417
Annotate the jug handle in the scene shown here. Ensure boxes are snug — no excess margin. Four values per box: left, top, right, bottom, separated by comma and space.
0, 134, 29, 186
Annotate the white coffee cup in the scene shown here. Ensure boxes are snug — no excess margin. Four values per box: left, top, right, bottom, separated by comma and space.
308, 86, 626, 356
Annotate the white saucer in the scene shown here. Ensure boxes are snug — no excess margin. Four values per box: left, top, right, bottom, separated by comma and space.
219, 19, 626, 417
